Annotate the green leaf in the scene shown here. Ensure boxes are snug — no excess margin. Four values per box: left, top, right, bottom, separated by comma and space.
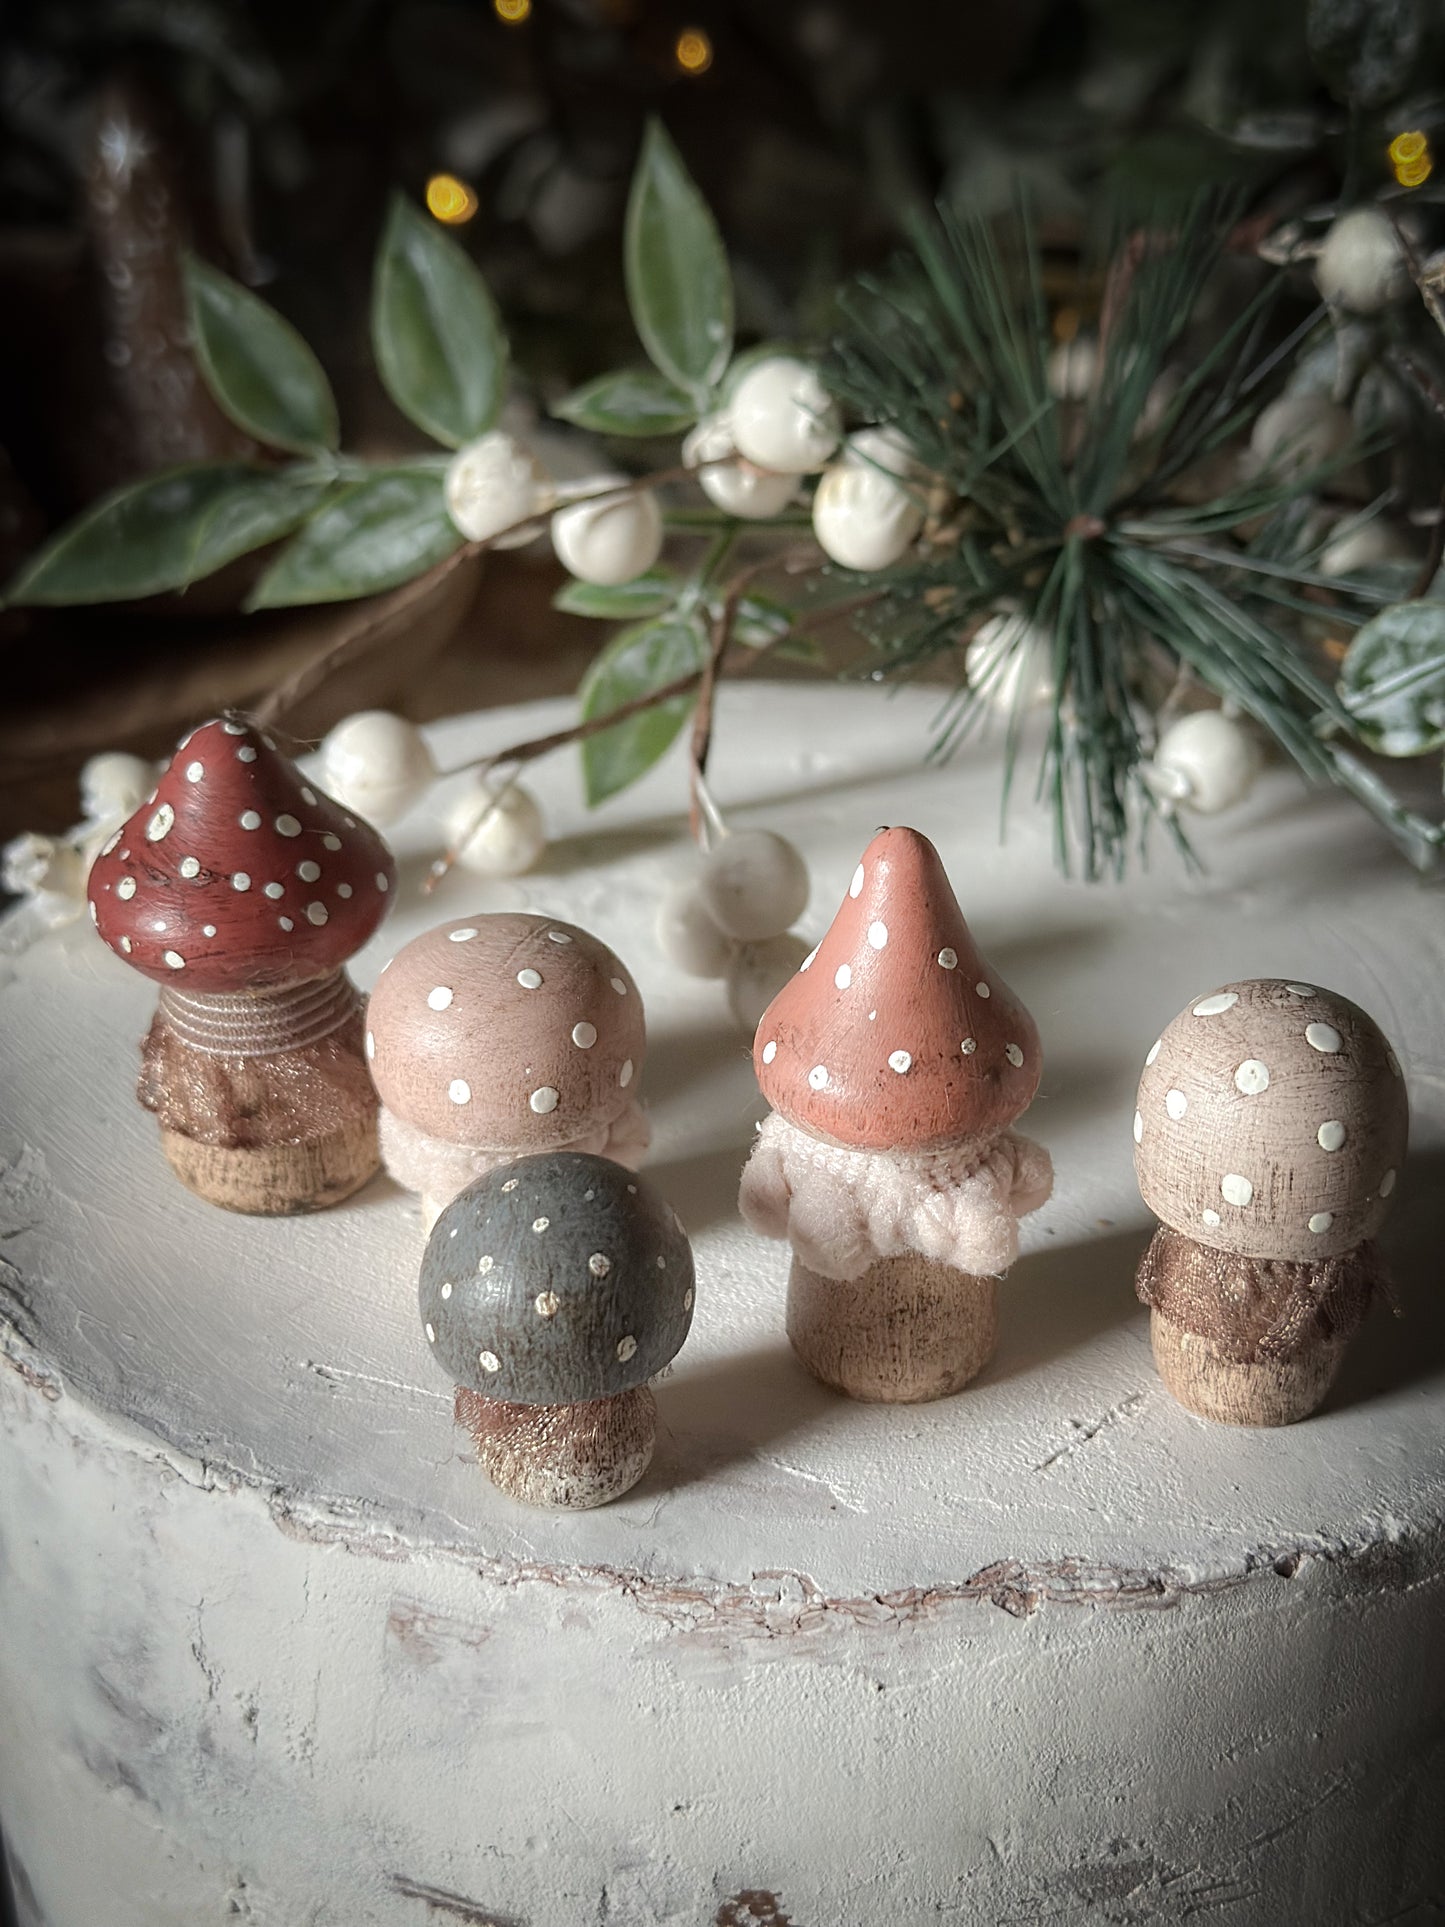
624, 120, 733, 404
554, 367, 697, 437
5, 465, 329, 606
371, 194, 508, 447
184, 254, 339, 454
247, 467, 461, 609
578, 614, 708, 805
553, 570, 681, 619
1339, 600, 1445, 756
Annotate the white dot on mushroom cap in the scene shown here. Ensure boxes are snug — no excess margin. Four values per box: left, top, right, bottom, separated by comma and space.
1006, 1042, 1025, 1069
627, 1184, 637, 1195
530, 1086, 560, 1113
152, 918, 167, 934
117, 876, 136, 900
1308, 1213, 1333, 1235
179, 857, 200, 879
617, 1335, 637, 1363
478, 1254, 494, 1270
1133, 1110, 1143, 1144
1220, 1173, 1254, 1207
376, 873, 389, 892
1201, 1208, 1221, 1228
479, 1351, 500, 1374
322, 833, 340, 851
589, 1253, 611, 1277
1283, 983, 1315, 998
656, 1254, 666, 1269
501, 1180, 517, 1193
1318, 1121, 1346, 1152
428, 986, 453, 1011
146, 804, 174, 842
889, 1050, 912, 1074
975, 982, 990, 999
938, 948, 958, 970
305, 902, 328, 925
425, 1322, 436, 1343
343, 814, 355, 827
611, 977, 628, 995
620, 1060, 634, 1088
1193, 992, 1239, 1017
532, 1217, 549, 1233
275, 815, 301, 838
203, 924, 216, 938
684, 1288, 694, 1312
1235, 1060, 1270, 1095
279, 917, 294, 931
163, 951, 185, 970
1145, 1039, 1162, 1067
1306, 1022, 1342, 1053
547, 930, 572, 945
237, 745, 257, 763
300, 787, 317, 805
441, 1281, 452, 1298
337, 883, 352, 899
233, 873, 251, 891
1165, 1089, 1188, 1120
961, 1038, 976, 1055
87, 902, 97, 924
517, 969, 542, 990
264, 883, 284, 900
849, 865, 865, 899
762, 1040, 777, 1064
808, 1065, 829, 1090
1380, 1168, 1397, 1197
835, 964, 852, 990
185, 762, 203, 783
535, 1292, 559, 1319
800, 947, 818, 972
221, 721, 244, 736
240, 810, 262, 831
119, 936, 132, 953
572, 1021, 597, 1049
449, 1079, 471, 1104
868, 922, 888, 950
450, 927, 478, 942
298, 860, 320, 882
365, 1032, 375, 1060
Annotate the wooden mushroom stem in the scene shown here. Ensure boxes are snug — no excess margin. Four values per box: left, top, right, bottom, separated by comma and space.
1136, 1224, 1385, 1426
455, 1385, 656, 1510
138, 969, 379, 1213
787, 1253, 999, 1404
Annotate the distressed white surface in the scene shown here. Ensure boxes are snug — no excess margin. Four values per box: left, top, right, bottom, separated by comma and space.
2, 683, 1444, 1925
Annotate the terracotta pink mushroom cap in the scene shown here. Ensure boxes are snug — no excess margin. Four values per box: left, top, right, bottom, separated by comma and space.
87, 717, 396, 991
365, 913, 646, 1149
753, 826, 1041, 1152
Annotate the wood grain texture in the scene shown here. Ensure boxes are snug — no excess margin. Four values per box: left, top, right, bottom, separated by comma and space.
786, 1252, 998, 1402
1149, 1310, 1349, 1427
158, 1113, 377, 1215
455, 1384, 656, 1509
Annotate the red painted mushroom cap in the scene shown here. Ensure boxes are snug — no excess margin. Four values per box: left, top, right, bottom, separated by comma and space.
87, 717, 396, 991
752, 826, 1041, 1152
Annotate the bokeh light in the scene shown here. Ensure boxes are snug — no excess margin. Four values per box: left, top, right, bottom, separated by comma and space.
425, 174, 479, 225
495, 0, 532, 22
675, 28, 713, 75
1389, 130, 1433, 187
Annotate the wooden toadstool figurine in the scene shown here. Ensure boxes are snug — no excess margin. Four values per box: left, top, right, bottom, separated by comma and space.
87, 717, 396, 1213
420, 1151, 695, 1508
739, 826, 1053, 1402
1133, 979, 1408, 1426
366, 914, 649, 1230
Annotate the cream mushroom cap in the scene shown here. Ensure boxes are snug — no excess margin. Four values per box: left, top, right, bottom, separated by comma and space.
1134, 978, 1407, 1262
366, 913, 645, 1149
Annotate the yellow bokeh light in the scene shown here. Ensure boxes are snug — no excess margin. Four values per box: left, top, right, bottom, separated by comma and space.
495, 0, 531, 21
425, 174, 479, 225
1389, 129, 1433, 186
675, 27, 713, 74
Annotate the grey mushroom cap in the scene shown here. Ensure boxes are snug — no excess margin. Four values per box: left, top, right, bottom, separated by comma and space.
420, 1151, 695, 1402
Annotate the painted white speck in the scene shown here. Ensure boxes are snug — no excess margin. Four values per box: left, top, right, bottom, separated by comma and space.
683, 1288, 694, 1312
547, 930, 572, 944
279, 917, 294, 931
1380, 1168, 1397, 1197
626, 1184, 637, 1195
441, 1282, 452, 1299
1306, 1023, 1342, 1054
152, 919, 167, 934
961, 1038, 976, 1055
1165, 1089, 1188, 1120
849, 865, 865, 898
232, 872, 251, 891
1234, 1060, 1270, 1095
428, 987, 453, 1011
237, 745, 257, 763
1317, 1121, 1346, 1152
572, 1022, 598, 1049
300, 787, 317, 806
517, 969, 543, 990
975, 981, 990, 999
221, 721, 244, 736
163, 951, 185, 970
532, 1217, 550, 1233
425, 1322, 436, 1343
1285, 983, 1315, 997
119, 936, 132, 953
365, 1032, 375, 1060
298, 860, 320, 882
178, 857, 200, 879
535, 1293, 559, 1319
306, 902, 328, 925
376, 873, 389, 892
1133, 1110, 1143, 1144
336, 883, 352, 899
888, 1050, 912, 1074
620, 1060, 634, 1088
450, 927, 478, 942
617, 1335, 637, 1363
808, 1065, 829, 1090
478, 1254, 494, 1270
1220, 1173, 1254, 1207
800, 947, 818, 971
449, 1079, 471, 1105
835, 964, 852, 990
1308, 1213, 1333, 1235
146, 804, 174, 842
240, 810, 262, 831
184, 762, 203, 783
501, 1181, 517, 1194
762, 1040, 778, 1065
1201, 1208, 1221, 1228
868, 921, 888, 950
1193, 992, 1239, 1017
589, 1254, 611, 1278
322, 833, 341, 851
117, 876, 136, 900
479, 1351, 500, 1374
87, 901, 98, 924
264, 883, 284, 900
938, 948, 958, 970
1005, 1043, 1025, 1068
202, 924, 216, 938
656, 1255, 666, 1270
530, 1086, 560, 1114
868, 1011, 877, 1023
611, 977, 628, 995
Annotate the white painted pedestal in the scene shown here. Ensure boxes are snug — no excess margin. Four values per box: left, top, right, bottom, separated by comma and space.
2, 686, 1442, 1926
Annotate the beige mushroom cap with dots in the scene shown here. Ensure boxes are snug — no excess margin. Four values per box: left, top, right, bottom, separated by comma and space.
1134, 978, 1407, 1263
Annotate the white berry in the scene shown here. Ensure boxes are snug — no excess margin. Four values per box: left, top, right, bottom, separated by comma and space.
78, 751, 155, 823
811, 429, 925, 571
446, 779, 546, 876
319, 711, 436, 826
729, 357, 841, 474
551, 479, 664, 586
697, 829, 809, 942
683, 413, 800, 519
1046, 335, 1099, 401
1248, 394, 1353, 479
966, 612, 1056, 713
727, 931, 812, 1032
655, 878, 734, 978
1316, 209, 1412, 315
1318, 517, 1413, 577
1150, 710, 1261, 814
445, 432, 552, 546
